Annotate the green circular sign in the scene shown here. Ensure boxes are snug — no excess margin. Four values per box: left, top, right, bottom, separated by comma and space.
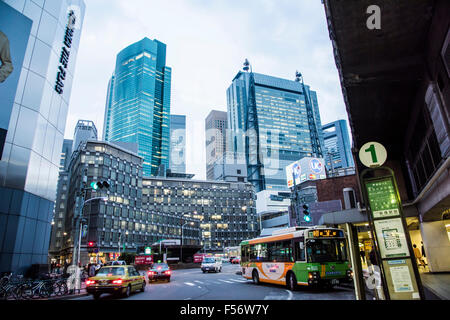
359, 142, 387, 168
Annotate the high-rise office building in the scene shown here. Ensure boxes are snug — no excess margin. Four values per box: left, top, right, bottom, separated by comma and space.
72, 119, 97, 152
103, 38, 172, 177
48, 139, 72, 261
227, 62, 324, 192
322, 120, 354, 172
0, 0, 85, 273
169, 114, 186, 174
205, 110, 227, 180
59, 139, 73, 171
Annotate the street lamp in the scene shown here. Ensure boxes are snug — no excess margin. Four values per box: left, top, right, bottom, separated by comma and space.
118, 230, 129, 256
74, 196, 108, 266
181, 221, 194, 263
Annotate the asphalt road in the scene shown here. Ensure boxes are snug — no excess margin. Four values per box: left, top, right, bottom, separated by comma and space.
71, 263, 355, 300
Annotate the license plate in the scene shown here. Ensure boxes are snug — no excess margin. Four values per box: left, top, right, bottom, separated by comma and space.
331, 279, 339, 285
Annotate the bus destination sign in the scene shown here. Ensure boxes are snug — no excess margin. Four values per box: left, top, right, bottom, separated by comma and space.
310, 229, 344, 238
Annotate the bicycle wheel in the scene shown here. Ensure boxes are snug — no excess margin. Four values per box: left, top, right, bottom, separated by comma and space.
57, 280, 68, 295
18, 282, 34, 300
38, 283, 50, 299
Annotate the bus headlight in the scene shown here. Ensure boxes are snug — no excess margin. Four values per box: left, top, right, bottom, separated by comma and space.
347, 270, 353, 278
308, 272, 320, 280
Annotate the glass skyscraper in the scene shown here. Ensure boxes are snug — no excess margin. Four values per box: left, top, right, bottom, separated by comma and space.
227, 65, 324, 192
103, 38, 172, 177
322, 119, 354, 171
169, 114, 186, 174
0, 0, 85, 273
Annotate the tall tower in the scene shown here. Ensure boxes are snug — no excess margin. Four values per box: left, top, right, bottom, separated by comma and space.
169, 114, 186, 174
103, 38, 172, 176
205, 110, 227, 180
72, 120, 98, 152
227, 61, 324, 192
322, 119, 354, 172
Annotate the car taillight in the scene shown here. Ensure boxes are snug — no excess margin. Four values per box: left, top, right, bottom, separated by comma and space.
165, 270, 171, 275
86, 280, 96, 285
112, 279, 123, 284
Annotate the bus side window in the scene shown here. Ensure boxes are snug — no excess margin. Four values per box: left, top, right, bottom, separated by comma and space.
296, 242, 305, 261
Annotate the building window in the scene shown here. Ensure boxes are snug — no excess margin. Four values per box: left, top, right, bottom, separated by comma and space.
408, 105, 443, 193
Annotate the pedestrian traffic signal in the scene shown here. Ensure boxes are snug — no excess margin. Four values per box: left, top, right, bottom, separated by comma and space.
303, 204, 311, 222
90, 181, 110, 190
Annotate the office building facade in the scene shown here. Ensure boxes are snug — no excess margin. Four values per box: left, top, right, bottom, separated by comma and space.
213, 152, 247, 183
227, 64, 325, 192
322, 120, 354, 172
0, 0, 85, 273
142, 177, 259, 252
103, 38, 172, 177
205, 110, 227, 180
169, 114, 186, 174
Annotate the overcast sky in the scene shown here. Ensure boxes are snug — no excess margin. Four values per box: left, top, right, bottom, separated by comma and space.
67, 0, 349, 180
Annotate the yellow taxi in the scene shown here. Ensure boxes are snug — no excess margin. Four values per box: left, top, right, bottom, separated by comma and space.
86, 265, 146, 300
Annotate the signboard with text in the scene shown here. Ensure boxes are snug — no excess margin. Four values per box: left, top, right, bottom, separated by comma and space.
361, 167, 423, 300
135, 255, 153, 265
286, 157, 326, 187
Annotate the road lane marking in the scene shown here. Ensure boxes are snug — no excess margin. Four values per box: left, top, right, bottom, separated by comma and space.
229, 279, 247, 283
194, 280, 204, 284
285, 289, 293, 300
218, 279, 233, 283
184, 282, 195, 286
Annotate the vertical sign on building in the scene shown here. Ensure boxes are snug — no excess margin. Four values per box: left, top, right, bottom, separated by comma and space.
55, 10, 76, 95
359, 142, 424, 300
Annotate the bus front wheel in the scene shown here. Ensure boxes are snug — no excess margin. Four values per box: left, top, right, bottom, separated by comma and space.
286, 273, 297, 291
252, 270, 260, 285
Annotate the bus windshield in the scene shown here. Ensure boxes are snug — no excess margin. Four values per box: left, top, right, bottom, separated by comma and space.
306, 239, 347, 263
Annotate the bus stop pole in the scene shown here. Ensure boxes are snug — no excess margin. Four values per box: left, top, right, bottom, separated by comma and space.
345, 223, 366, 300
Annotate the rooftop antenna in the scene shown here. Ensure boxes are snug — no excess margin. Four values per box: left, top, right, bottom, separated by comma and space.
243, 59, 252, 73
295, 70, 302, 82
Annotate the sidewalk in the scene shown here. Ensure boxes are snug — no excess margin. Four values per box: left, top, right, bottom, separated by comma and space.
47, 282, 89, 300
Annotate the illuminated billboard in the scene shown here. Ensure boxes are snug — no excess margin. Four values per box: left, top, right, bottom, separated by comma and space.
286, 157, 327, 187
0, 2, 32, 158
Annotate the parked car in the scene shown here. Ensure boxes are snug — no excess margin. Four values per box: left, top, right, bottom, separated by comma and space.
231, 257, 240, 264
201, 257, 222, 273
85, 265, 146, 300
229, 256, 236, 263
147, 263, 171, 282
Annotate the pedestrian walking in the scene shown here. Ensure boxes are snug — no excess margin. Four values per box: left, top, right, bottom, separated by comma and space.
89, 263, 96, 277
369, 248, 378, 266
359, 249, 366, 263
413, 244, 426, 268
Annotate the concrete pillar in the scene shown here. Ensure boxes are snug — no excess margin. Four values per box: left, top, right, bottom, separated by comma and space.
420, 220, 450, 272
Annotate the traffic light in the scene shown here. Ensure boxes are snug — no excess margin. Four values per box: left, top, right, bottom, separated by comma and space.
90, 181, 110, 190
303, 204, 311, 222
87, 241, 97, 253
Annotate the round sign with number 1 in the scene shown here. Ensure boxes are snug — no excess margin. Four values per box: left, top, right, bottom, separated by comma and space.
359, 142, 387, 168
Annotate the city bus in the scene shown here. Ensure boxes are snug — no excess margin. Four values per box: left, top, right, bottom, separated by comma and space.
240, 226, 353, 290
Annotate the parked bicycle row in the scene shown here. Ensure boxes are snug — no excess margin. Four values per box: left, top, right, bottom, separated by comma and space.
0, 272, 86, 300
